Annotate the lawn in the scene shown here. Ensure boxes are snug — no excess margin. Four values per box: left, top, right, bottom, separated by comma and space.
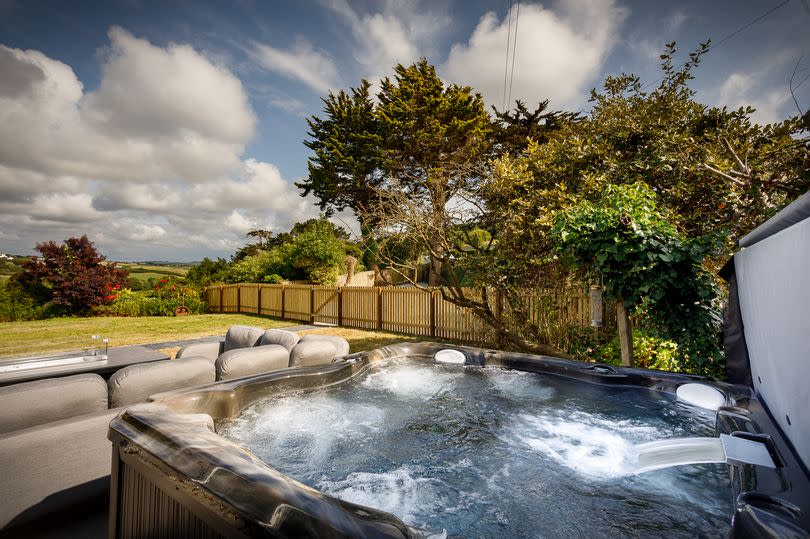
0, 314, 293, 359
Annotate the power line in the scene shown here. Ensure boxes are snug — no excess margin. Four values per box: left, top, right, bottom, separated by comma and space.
641, 0, 792, 91
502, 0, 514, 111
507, 2, 521, 107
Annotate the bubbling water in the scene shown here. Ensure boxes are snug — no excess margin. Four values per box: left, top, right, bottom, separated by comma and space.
218, 360, 732, 538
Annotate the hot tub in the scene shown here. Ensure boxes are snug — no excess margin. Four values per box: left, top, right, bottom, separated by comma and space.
107, 343, 810, 538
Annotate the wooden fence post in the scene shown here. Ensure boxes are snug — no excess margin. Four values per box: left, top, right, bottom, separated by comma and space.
377, 288, 383, 330
310, 286, 315, 324
281, 285, 286, 320
429, 289, 436, 338
257, 284, 262, 315
219, 286, 224, 314
236, 284, 241, 313
337, 287, 343, 326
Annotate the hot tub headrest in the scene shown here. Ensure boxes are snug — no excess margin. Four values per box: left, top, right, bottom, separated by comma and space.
299, 334, 350, 358
223, 325, 264, 352
259, 329, 301, 351
0, 374, 108, 434
108, 358, 215, 408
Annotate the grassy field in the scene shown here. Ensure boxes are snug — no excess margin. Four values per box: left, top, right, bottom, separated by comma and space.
119, 263, 189, 283
0, 314, 293, 359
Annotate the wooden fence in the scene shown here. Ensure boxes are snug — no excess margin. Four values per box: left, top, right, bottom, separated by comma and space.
206, 284, 610, 345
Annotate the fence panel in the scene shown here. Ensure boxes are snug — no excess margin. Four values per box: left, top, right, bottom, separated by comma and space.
206, 287, 221, 311
239, 285, 259, 314
206, 283, 610, 344
434, 289, 495, 344
283, 285, 312, 322
259, 285, 284, 317
341, 287, 379, 329
222, 285, 239, 312
313, 286, 340, 325
381, 288, 433, 336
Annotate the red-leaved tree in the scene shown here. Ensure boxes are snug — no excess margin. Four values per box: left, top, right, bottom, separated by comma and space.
15, 235, 128, 314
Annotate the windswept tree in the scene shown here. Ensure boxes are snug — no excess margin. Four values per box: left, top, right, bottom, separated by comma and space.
298, 81, 384, 268
374, 59, 491, 285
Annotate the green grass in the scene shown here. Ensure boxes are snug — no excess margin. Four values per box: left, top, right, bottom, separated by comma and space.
119, 263, 188, 279
0, 314, 293, 359
126, 271, 179, 281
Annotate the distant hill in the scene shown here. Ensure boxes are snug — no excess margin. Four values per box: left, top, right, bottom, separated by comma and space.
117, 262, 189, 282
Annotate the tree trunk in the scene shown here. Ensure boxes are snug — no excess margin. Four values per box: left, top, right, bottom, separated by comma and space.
428, 242, 443, 286
616, 296, 633, 367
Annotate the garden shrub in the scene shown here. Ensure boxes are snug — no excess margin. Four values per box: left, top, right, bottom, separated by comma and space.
595, 330, 680, 372
103, 279, 206, 317
0, 281, 45, 321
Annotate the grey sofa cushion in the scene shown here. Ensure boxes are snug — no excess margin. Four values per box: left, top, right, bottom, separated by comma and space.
289, 340, 338, 368
108, 358, 215, 407
0, 408, 119, 529
299, 334, 350, 358
175, 340, 224, 362
223, 325, 264, 352
0, 374, 108, 435
259, 329, 300, 351
215, 345, 290, 381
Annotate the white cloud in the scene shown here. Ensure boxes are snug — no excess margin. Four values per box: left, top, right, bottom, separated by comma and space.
192, 159, 319, 225
443, 0, 627, 110
0, 29, 255, 184
717, 72, 793, 125
322, 0, 450, 81
225, 210, 256, 234
126, 224, 167, 242
251, 39, 340, 94
0, 29, 325, 260
710, 48, 800, 126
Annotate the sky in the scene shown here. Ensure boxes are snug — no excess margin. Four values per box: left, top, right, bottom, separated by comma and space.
0, 0, 808, 261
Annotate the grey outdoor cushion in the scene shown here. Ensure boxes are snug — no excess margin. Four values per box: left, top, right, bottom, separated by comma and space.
299, 334, 350, 358
259, 329, 301, 351
0, 374, 108, 435
215, 345, 290, 381
0, 408, 119, 529
289, 340, 338, 368
223, 325, 264, 352
175, 340, 224, 362
108, 358, 215, 407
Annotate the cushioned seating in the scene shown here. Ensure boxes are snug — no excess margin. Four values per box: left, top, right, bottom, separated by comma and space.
299, 334, 351, 358
107, 357, 215, 407
289, 339, 338, 368
175, 340, 223, 361
215, 345, 290, 381
223, 325, 264, 352
0, 374, 108, 435
259, 328, 300, 351
0, 409, 120, 529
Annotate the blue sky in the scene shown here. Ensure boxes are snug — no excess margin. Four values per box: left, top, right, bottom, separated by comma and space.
1, 0, 808, 261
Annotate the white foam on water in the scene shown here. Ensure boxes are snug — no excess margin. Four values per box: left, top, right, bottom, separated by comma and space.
362, 364, 462, 400
318, 466, 442, 524
505, 412, 663, 479
485, 368, 556, 401
226, 393, 384, 463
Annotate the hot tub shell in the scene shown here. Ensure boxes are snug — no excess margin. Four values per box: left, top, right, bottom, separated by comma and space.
107, 342, 810, 538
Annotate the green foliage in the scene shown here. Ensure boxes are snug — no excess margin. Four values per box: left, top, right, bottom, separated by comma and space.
223, 219, 357, 285
103, 279, 206, 317
552, 183, 723, 375
186, 257, 229, 285
0, 280, 45, 322
594, 330, 680, 372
